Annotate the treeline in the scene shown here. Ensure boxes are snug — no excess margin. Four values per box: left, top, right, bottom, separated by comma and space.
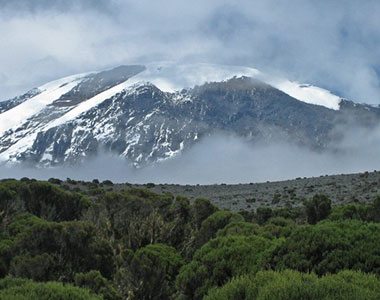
0, 178, 380, 299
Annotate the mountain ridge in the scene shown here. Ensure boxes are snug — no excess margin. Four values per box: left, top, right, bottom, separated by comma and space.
0, 63, 379, 168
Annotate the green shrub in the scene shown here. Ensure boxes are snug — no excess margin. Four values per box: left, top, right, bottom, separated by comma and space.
255, 207, 273, 225
190, 198, 217, 230
191, 211, 244, 250
116, 243, 184, 299
176, 235, 281, 299
10, 221, 114, 281
304, 194, 331, 224
205, 270, 380, 300
10, 253, 56, 281
216, 221, 261, 237
0, 276, 101, 299
268, 220, 380, 275
75, 270, 121, 300
328, 203, 372, 221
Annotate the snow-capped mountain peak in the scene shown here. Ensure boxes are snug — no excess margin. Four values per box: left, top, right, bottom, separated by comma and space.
0, 63, 372, 168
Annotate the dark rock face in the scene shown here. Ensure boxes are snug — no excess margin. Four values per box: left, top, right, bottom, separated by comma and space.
0, 89, 40, 113
1, 70, 379, 168
53, 65, 146, 107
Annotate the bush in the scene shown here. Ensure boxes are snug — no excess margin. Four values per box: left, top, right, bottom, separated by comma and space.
304, 194, 331, 224
0, 276, 101, 299
255, 207, 273, 225
371, 196, 380, 222
268, 220, 380, 275
116, 243, 184, 299
48, 178, 62, 185
192, 211, 244, 250
74, 270, 121, 300
205, 270, 380, 300
176, 235, 280, 299
9, 221, 115, 281
329, 204, 370, 221
0, 181, 90, 222
102, 180, 114, 186
190, 198, 217, 230
216, 221, 261, 237
10, 253, 56, 281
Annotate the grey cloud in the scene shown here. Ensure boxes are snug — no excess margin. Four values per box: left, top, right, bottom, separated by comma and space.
0, 0, 115, 14
0, 0, 379, 104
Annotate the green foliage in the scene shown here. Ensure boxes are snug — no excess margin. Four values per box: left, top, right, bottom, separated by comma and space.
0, 180, 89, 222
328, 197, 380, 222
304, 194, 332, 224
205, 270, 380, 300
102, 180, 114, 186
255, 207, 273, 225
268, 220, 380, 275
10, 253, 56, 282
176, 235, 280, 299
1, 178, 380, 299
23, 181, 90, 221
9, 220, 114, 281
190, 198, 217, 230
74, 271, 121, 300
329, 203, 371, 221
370, 196, 380, 222
258, 217, 295, 239
116, 243, 184, 299
216, 221, 261, 237
48, 178, 62, 185
163, 196, 192, 249
191, 211, 244, 251
85, 190, 176, 251
0, 276, 101, 299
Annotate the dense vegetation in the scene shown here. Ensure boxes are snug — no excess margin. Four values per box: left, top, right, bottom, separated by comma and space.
0, 178, 380, 299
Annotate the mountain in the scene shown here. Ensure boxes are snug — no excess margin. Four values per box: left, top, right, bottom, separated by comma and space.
0, 62, 379, 168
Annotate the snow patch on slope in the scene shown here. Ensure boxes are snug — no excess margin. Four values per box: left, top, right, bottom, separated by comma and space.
268, 79, 341, 110
44, 80, 139, 131
0, 72, 92, 135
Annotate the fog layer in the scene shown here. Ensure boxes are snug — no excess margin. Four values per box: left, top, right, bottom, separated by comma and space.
1, 129, 380, 184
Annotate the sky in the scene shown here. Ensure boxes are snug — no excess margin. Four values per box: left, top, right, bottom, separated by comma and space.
0, 0, 380, 104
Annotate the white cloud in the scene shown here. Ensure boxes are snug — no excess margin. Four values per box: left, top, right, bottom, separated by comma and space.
0, 0, 379, 104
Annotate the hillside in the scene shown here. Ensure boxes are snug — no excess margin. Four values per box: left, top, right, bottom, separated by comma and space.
58, 170, 380, 211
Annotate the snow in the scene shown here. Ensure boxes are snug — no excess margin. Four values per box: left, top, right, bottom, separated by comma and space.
0, 131, 38, 161
267, 79, 341, 110
128, 62, 341, 110
129, 62, 261, 92
0, 72, 91, 135
43, 81, 139, 131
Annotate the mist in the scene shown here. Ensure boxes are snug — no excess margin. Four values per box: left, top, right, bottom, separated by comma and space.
1, 126, 380, 185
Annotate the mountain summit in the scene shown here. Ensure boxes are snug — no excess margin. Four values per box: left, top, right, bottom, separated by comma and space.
0, 63, 378, 167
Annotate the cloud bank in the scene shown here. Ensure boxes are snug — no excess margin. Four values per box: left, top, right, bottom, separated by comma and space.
0, 0, 379, 104
2, 129, 380, 184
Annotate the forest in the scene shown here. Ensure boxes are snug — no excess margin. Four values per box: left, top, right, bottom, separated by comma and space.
0, 177, 380, 299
